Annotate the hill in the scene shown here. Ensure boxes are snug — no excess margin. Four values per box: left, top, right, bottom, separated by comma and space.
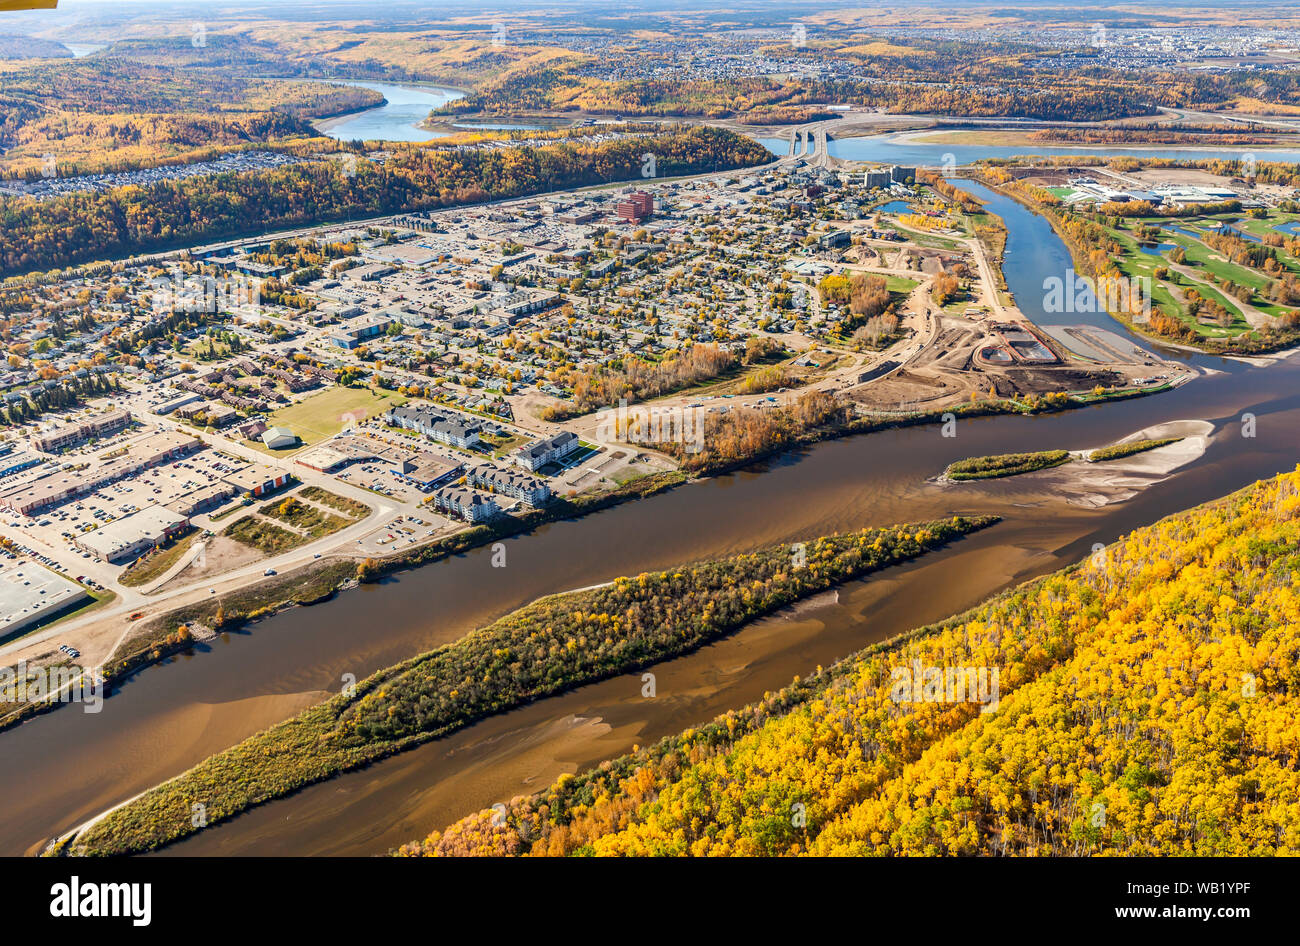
405, 466, 1300, 856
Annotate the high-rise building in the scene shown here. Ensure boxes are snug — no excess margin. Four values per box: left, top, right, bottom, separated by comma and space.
615, 191, 654, 222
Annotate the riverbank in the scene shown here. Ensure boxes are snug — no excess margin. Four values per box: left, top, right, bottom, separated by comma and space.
903, 127, 1300, 152
402, 466, 1300, 857
59, 516, 998, 856
959, 169, 1300, 357
309, 79, 469, 140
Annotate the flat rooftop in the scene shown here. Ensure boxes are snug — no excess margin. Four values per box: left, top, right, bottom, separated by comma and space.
0, 564, 89, 638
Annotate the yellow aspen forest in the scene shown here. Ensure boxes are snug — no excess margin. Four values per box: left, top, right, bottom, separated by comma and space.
404, 466, 1300, 856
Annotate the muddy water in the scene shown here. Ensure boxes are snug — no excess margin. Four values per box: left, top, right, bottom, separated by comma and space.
5, 185, 1300, 857
146, 365, 1300, 856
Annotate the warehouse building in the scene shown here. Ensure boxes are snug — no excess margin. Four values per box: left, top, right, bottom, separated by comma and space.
0, 565, 90, 639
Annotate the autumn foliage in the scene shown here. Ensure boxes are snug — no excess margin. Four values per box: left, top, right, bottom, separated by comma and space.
411, 467, 1300, 856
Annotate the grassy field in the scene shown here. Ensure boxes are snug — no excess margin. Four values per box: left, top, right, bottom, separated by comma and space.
1102, 222, 1253, 338
883, 275, 920, 294
223, 516, 303, 554
299, 486, 370, 519
1106, 210, 1300, 335
257, 386, 407, 453
118, 527, 200, 588
259, 497, 350, 539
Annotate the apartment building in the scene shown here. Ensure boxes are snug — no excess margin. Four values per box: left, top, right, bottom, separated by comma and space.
513, 431, 580, 472
29, 408, 131, 453
384, 405, 482, 450
431, 485, 500, 522
466, 463, 553, 506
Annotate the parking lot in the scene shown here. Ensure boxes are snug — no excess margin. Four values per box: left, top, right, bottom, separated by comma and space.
355, 512, 451, 555
4, 438, 258, 579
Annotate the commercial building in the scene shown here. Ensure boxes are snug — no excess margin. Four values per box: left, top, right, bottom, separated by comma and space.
0, 429, 201, 517
390, 452, 463, 492
0, 564, 90, 639
154, 392, 204, 415
513, 431, 580, 472
166, 481, 239, 517
294, 437, 380, 473
222, 466, 293, 498
329, 315, 394, 349
0, 451, 42, 478
73, 505, 191, 564
29, 408, 131, 453
615, 191, 654, 223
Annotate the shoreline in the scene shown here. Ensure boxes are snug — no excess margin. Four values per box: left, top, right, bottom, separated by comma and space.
54, 516, 1001, 857
956, 170, 1300, 358
893, 127, 1300, 154
0, 163, 1218, 733
0, 377, 1182, 738
308, 79, 469, 138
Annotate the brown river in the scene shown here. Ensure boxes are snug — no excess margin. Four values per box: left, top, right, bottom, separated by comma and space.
3, 182, 1299, 857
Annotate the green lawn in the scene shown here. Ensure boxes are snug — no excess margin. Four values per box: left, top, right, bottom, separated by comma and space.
884, 275, 920, 294
258, 386, 407, 452
1103, 224, 1252, 337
